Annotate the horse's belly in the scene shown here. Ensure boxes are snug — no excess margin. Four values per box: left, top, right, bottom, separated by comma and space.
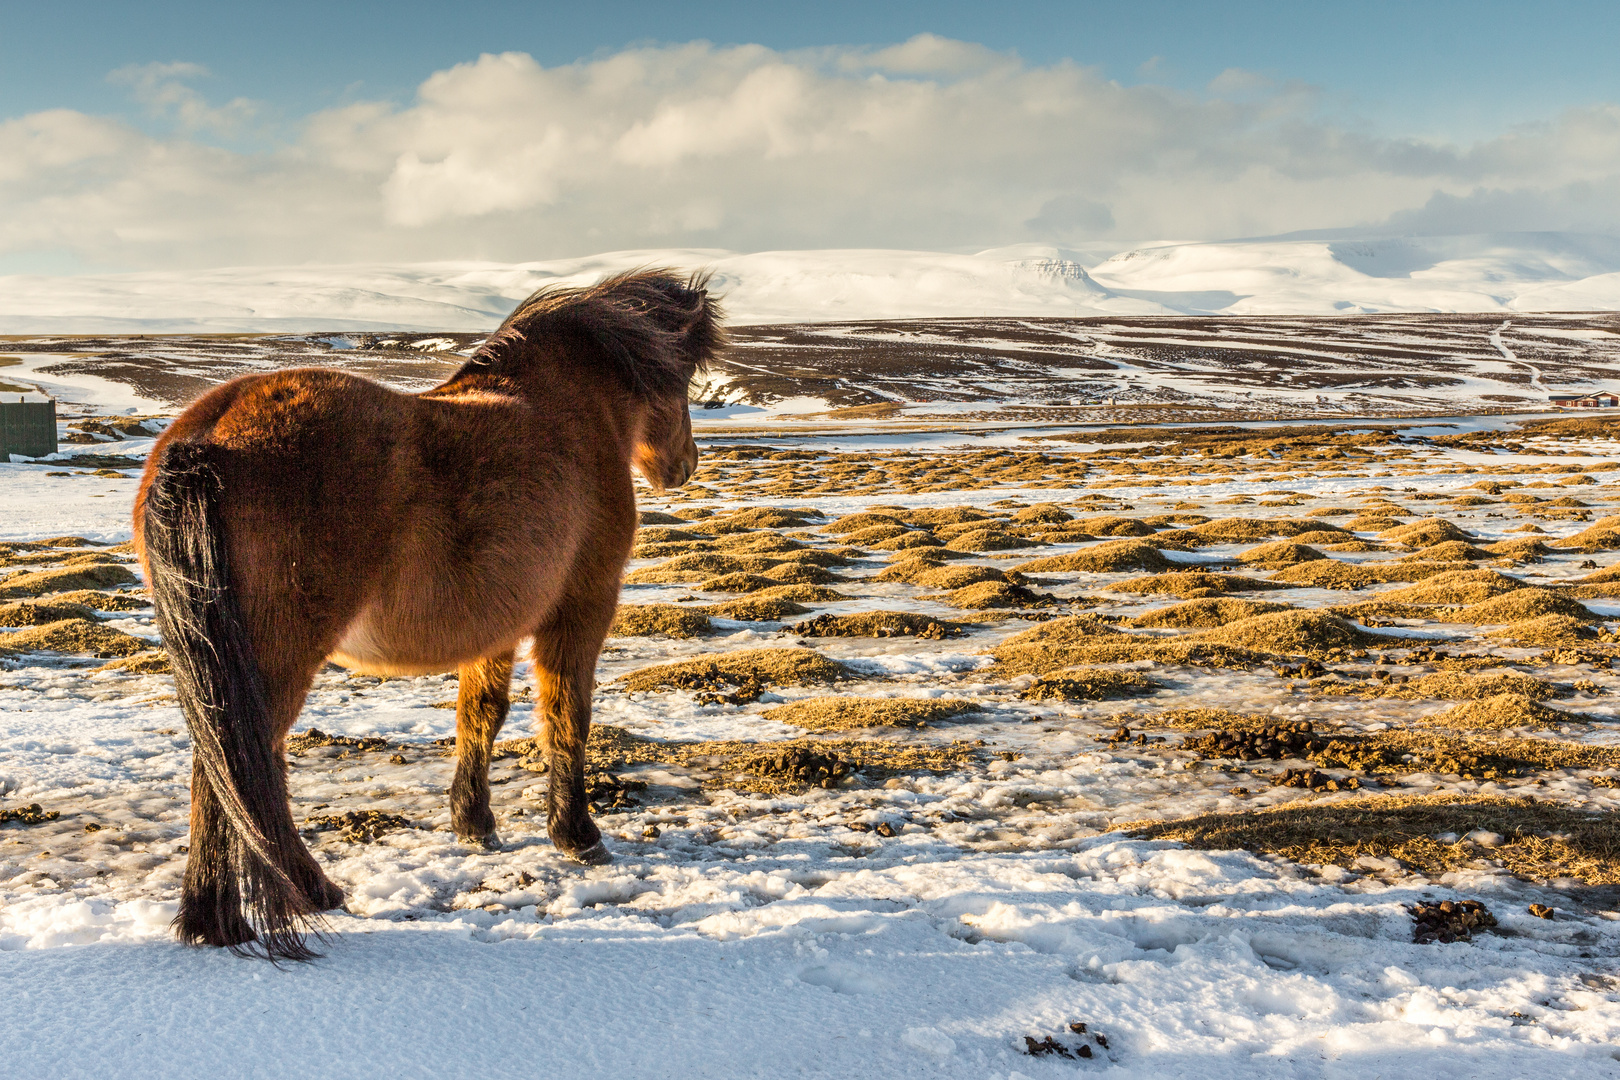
329, 608, 523, 676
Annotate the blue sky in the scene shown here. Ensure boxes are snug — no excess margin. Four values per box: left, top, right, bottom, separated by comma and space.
6, 0, 1617, 140
3, 1, 1619, 271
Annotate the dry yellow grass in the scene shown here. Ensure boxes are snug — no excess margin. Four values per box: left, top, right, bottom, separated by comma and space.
702, 597, 812, 621
0, 563, 139, 599
1020, 669, 1160, 700
790, 611, 961, 639
618, 648, 850, 694
1455, 589, 1597, 624
1380, 569, 1524, 605
1237, 541, 1326, 567
762, 696, 978, 730
1265, 561, 1379, 590
1195, 610, 1393, 654
1112, 572, 1288, 599
609, 604, 713, 638
1423, 693, 1577, 731
1015, 540, 1173, 574
3, 618, 150, 656
1379, 518, 1474, 547
1122, 794, 1620, 884
1130, 598, 1294, 629
0, 600, 97, 626
1486, 614, 1607, 646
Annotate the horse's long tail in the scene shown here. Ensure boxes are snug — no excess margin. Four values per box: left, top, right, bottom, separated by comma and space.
143, 441, 317, 961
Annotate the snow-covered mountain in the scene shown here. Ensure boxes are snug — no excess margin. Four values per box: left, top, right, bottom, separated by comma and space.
4, 233, 1620, 331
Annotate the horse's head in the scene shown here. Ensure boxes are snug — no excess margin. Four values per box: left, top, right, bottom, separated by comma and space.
633, 386, 699, 491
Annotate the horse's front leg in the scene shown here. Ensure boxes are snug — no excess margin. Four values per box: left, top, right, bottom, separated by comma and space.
533, 612, 612, 865
450, 650, 515, 847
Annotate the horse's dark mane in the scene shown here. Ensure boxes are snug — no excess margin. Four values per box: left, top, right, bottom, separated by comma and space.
467, 268, 723, 397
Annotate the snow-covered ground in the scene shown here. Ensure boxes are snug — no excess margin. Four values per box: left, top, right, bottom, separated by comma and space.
6, 232, 1620, 332
6, 354, 1620, 1079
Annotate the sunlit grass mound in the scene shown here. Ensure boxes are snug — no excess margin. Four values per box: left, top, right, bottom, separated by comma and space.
822, 512, 907, 534
943, 528, 1039, 552
1015, 540, 1173, 574
763, 562, 844, 586
96, 651, 172, 675
0, 599, 98, 626
790, 611, 962, 640
1012, 504, 1073, 525
748, 584, 849, 604
0, 563, 139, 599
708, 507, 818, 531
1266, 560, 1379, 589
1122, 794, 1620, 884
1345, 514, 1405, 532
1112, 572, 1288, 599
624, 553, 780, 584
697, 572, 782, 593
1130, 598, 1294, 629
943, 581, 1057, 609
703, 597, 811, 621
839, 524, 912, 545
904, 506, 993, 527
866, 532, 946, 552
1423, 693, 1575, 731
1236, 542, 1326, 568
610, 604, 713, 639
619, 648, 850, 693
1019, 669, 1161, 701
1399, 540, 1493, 562
1181, 518, 1347, 545
712, 532, 806, 554
2, 618, 150, 656
1070, 515, 1155, 536
1404, 671, 1559, 702
1379, 518, 1474, 547
42, 589, 148, 611
1455, 589, 1596, 625
1196, 610, 1394, 654
763, 696, 978, 731
1482, 537, 1552, 561
1551, 516, 1620, 552
1380, 568, 1524, 606
1485, 614, 1606, 646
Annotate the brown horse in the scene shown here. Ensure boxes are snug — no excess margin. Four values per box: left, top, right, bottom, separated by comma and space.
133, 269, 721, 960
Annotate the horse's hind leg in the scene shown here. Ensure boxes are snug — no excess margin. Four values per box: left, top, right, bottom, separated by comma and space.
450, 651, 515, 847
533, 607, 614, 865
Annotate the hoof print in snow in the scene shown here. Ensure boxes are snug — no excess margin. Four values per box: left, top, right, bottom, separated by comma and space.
1024, 1024, 1106, 1059
1412, 898, 1497, 943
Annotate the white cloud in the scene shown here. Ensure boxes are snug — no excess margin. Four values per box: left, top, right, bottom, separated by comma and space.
3, 37, 1620, 271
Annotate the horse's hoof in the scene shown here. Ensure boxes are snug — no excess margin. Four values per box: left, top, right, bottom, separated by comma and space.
566, 841, 612, 866
458, 831, 502, 851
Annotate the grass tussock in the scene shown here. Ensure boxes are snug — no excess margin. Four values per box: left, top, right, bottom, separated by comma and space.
1015, 540, 1173, 574
0, 563, 139, 599
1379, 518, 1474, 547
1070, 515, 1155, 537
1112, 571, 1288, 599
1400, 541, 1494, 562
95, 651, 171, 675
619, 648, 850, 699
610, 604, 713, 638
1423, 693, 1577, 731
0, 600, 97, 626
791, 611, 962, 640
1122, 793, 1620, 885
943, 581, 1058, 610
1237, 541, 1326, 567
1456, 589, 1597, 625
822, 512, 907, 534
3, 618, 150, 656
763, 562, 844, 586
763, 696, 978, 730
1196, 610, 1394, 654
1265, 561, 1380, 590
1182, 518, 1346, 545
1130, 598, 1294, 629
696, 572, 781, 593
1148, 708, 1287, 731
1019, 669, 1161, 701
624, 553, 781, 584
1381, 569, 1524, 606
702, 597, 811, 621
943, 528, 1039, 552
1486, 614, 1607, 646
903, 506, 993, 527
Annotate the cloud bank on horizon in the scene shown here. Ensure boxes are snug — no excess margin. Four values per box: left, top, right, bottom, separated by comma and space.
5, 35, 1620, 274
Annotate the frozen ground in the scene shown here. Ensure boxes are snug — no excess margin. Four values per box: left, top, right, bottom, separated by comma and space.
5, 232, 1620, 332
4, 357, 1620, 1078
